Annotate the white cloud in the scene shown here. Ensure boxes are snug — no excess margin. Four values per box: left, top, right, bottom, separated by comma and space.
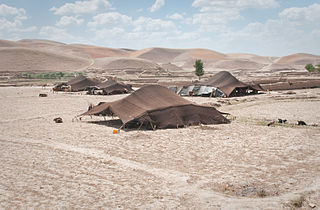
0, 3, 36, 36
39, 26, 87, 44
219, 3, 320, 55
50, 0, 112, 15
192, 0, 278, 26
88, 12, 132, 27
150, 0, 165, 12
133, 17, 177, 32
279, 3, 320, 25
192, 0, 278, 12
0, 4, 26, 18
167, 13, 184, 20
56, 16, 84, 27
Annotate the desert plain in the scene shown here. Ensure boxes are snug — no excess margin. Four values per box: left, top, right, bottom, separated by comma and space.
0, 39, 320, 209
0, 86, 319, 209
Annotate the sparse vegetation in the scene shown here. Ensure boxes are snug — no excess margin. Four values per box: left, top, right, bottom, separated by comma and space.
21, 72, 85, 79
194, 59, 204, 80
305, 63, 320, 72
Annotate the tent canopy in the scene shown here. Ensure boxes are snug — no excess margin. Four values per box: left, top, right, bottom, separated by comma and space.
94, 79, 133, 95
81, 85, 229, 129
200, 71, 262, 97
54, 75, 99, 91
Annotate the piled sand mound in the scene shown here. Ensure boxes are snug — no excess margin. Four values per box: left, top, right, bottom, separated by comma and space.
69, 44, 131, 59
172, 49, 228, 69
161, 63, 183, 71
0, 40, 24, 48
276, 53, 320, 65
91, 57, 162, 73
18, 39, 91, 59
226, 53, 277, 65
130, 47, 185, 64
17, 39, 131, 59
211, 59, 263, 71
0, 47, 91, 72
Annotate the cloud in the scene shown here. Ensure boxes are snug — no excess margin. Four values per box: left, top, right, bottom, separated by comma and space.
39, 26, 87, 44
167, 13, 184, 20
56, 16, 84, 27
219, 3, 320, 55
192, 0, 278, 26
279, 3, 320, 25
50, 0, 112, 15
0, 3, 36, 36
88, 12, 132, 27
0, 18, 36, 32
150, 0, 165, 12
0, 3, 26, 18
133, 17, 177, 32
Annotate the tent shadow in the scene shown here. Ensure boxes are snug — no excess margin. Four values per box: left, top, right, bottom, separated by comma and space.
87, 119, 122, 128
85, 119, 153, 131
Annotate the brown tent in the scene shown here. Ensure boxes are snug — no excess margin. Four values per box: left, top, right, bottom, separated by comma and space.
81, 85, 230, 129
94, 79, 133, 95
54, 75, 99, 92
201, 71, 262, 97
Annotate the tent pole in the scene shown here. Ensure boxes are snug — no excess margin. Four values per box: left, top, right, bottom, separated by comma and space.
138, 122, 144, 130
149, 121, 156, 130
119, 123, 126, 131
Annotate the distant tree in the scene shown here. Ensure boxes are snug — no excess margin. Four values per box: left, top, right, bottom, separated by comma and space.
305, 64, 315, 72
316, 64, 320, 72
194, 59, 204, 80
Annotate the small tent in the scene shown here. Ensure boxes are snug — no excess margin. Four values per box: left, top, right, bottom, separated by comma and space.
88, 79, 133, 95
81, 85, 229, 129
200, 71, 262, 97
54, 75, 99, 92
178, 85, 226, 97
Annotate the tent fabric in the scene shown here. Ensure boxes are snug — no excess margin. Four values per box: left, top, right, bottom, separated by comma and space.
178, 85, 226, 97
95, 79, 133, 95
67, 75, 99, 91
81, 85, 229, 129
54, 75, 99, 91
200, 71, 262, 97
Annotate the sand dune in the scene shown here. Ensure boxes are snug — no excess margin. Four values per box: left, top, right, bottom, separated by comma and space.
0, 47, 91, 72
130, 47, 185, 63
69, 44, 131, 59
1, 39, 320, 83
211, 59, 263, 71
0, 40, 24, 48
91, 57, 162, 73
276, 53, 320, 65
226, 53, 277, 65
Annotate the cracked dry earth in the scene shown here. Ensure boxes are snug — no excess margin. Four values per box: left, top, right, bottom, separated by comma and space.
0, 87, 319, 209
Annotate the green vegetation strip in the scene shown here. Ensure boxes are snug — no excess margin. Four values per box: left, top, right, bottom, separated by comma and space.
21, 72, 85, 79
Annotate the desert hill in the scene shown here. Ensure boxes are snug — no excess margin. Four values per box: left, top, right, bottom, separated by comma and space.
0, 39, 320, 88
0, 47, 91, 72
276, 53, 320, 65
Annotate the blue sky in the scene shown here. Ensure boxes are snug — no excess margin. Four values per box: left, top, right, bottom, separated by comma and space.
0, 0, 319, 56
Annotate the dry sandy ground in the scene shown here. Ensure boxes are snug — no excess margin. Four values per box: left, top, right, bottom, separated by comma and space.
0, 87, 320, 209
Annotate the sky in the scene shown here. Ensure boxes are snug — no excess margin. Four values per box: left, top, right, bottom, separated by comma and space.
0, 0, 320, 56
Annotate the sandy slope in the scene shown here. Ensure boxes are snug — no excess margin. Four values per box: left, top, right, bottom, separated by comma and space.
1, 39, 320, 77
276, 53, 320, 65
0, 47, 91, 72
0, 87, 319, 209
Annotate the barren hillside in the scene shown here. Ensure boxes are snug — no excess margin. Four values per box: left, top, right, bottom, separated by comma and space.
0, 47, 91, 72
